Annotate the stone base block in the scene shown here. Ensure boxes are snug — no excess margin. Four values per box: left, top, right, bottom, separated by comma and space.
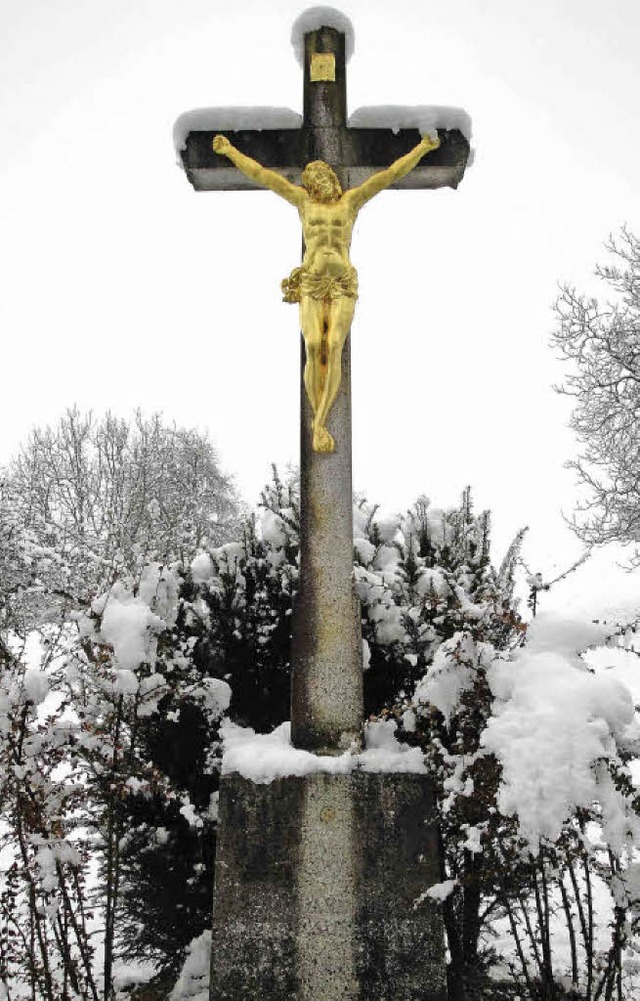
210, 771, 446, 1001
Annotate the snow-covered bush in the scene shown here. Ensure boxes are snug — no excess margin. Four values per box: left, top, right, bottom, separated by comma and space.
165, 476, 531, 998
472, 613, 640, 1000
0, 644, 100, 1000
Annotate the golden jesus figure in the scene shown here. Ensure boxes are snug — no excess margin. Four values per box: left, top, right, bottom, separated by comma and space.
213, 132, 440, 453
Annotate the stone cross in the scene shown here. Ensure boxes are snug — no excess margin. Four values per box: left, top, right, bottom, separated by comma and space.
177, 15, 470, 1000
179, 21, 469, 758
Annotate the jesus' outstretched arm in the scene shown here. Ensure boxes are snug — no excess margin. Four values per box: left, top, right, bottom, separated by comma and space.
213, 134, 304, 207
346, 133, 440, 212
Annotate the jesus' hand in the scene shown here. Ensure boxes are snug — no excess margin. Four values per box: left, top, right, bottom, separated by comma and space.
420, 132, 440, 152
213, 135, 232, 155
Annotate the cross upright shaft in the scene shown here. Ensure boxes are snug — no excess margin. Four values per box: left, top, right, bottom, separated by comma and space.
290, 24, 362, 755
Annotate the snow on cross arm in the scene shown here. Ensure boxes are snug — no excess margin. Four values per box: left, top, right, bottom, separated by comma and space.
172, 107, 303, 159
348, 105, 473, 142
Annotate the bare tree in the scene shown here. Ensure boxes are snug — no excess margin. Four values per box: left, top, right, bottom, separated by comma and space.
552, 227, 640, 547
3, 408, 239, 612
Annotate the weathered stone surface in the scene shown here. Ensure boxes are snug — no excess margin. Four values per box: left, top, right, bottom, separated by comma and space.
290, 337, 363, 754
210, 771, 447, 1001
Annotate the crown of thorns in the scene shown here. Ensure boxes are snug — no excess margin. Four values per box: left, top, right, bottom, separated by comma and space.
301, 161, 342, 196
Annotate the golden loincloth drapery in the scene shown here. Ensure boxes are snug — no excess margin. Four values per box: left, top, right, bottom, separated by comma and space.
281, 265, 359, 304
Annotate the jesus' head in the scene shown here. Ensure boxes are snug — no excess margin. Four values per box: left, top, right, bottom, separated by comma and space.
301, 161, 342, 203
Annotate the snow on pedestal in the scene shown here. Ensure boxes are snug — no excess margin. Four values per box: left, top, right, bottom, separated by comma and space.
220, 717, 428, 783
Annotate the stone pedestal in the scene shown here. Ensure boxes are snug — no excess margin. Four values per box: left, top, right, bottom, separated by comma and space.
209, 771, 447, 1001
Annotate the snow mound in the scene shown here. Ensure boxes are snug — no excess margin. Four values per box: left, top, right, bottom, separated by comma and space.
97, 586, 166, 673
170, 930, 210, 1000
191, 551, 214, 583
427, 878, 458, 902
291, 7, 355, 66
349, 105, 473, 141
416, 632, 495, 723
482, 612, 640, 851
197, 677, 232, 719
23, 668, 50, 705
261, 508, 288, 548
112, 961, 157, 995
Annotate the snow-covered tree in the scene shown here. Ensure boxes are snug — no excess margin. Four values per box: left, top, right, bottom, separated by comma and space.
552, 228, 640, 548
0, 649, 100, 1001
3, 407, 239, 617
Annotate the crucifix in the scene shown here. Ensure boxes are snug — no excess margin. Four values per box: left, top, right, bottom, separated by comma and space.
211, 130, 440, 454
178, 15, 469, 759
176, 11, 470, 999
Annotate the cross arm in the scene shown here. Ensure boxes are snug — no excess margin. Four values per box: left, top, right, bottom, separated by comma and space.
344, 127, 470, 190
178, 127, 469, 192
180, 129, 305, 192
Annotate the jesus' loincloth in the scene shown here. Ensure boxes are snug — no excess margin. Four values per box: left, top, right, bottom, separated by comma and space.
281, 265, 359, 304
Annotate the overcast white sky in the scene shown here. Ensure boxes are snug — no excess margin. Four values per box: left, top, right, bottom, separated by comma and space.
2, 0, 640, 615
